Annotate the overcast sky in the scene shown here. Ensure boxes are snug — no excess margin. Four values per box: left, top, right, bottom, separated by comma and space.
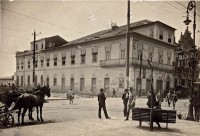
0, 0, 200, 77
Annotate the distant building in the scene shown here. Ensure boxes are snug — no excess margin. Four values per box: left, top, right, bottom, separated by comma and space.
175, 28, 200, 88
16, 20, 177, 96
0, 76, 15, 86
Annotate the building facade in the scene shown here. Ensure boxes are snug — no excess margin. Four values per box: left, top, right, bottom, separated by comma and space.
16, 20, 176, 96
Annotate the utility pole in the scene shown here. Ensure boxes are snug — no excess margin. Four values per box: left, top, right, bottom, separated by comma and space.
32, 30, 36, 88
126, 0, 130, 89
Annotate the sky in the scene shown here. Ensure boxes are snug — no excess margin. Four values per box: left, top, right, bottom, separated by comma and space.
0, 0, 200, 77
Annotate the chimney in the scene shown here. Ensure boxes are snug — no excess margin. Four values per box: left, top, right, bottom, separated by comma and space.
111, 22, 118, 30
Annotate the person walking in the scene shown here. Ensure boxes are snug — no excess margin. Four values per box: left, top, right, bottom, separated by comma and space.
122, 89, 129, 117
112, 88, 117, 98
153, 101, 162, 128
125, 87, 136, 121
98, 88, 111, 119
172, 92, 178, 110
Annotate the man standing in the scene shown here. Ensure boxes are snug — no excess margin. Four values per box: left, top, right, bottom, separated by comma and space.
112, 88, 117, 98
192, 91, 199, 122
122, 89, 129, 117
125, 87, 136, 120
98, 88, 111, 119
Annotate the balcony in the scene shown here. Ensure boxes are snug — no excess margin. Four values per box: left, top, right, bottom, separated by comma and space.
100, 57, 174, 72
100, 59, 126, 67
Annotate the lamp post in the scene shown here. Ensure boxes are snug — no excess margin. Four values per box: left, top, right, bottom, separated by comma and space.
183, 1, 197, 121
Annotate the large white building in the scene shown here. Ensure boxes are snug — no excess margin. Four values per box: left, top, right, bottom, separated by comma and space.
16, 20, 177, 96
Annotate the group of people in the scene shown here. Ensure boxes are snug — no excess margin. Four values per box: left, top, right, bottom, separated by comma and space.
122, 87, 136, 120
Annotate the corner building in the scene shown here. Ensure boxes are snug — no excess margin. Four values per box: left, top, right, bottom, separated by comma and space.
16, 20, 176, 96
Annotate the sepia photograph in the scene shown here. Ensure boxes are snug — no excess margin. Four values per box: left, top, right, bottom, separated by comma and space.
0, 0, 200, 136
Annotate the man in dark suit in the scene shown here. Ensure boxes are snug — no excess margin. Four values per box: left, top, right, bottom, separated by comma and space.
98, 88, 111, 119
122, 89, 129, 117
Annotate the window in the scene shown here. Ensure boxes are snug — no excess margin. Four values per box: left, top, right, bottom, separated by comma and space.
168, 33, 172, 43
46, 59, 50, 67
28, 75, 30, 87
54, 58, 57, 66
21, 61, 24, 69
158, 49, 163, 63
142, 68, 146, 79
159, 29, 163, 40
62, 52, 66, 65
17, 63, 19, 70
120, 44, 125, 60
54, 78, 57, 86
81, 49, 86, 64
92, 54, 97, 63
71, 51, 76, 65
46, 55, 50, 67
137, 53, 142, 60
35, 60, 38, 68
105, 45, 111, 61
80, 78, 85, 91
91, 78, 96, 91
54, 54, 58, 66
41, 60, 44, 67
120, 50, 125, 60
70, 78, 74, 90
167, 52, 171, 65
137, 43, 143, 60
62, 57, 66, 65
148, 46, 154, 62
41, 43, 44, 49
36, 44, 38, 50
106, 52, 111, 60
92, 47, 98, 63
21, 76, 23, 86
28, 61, 30, 69
46, 77, 49, 86
71, 56, 75, 64
17, 76, 19, 86
81, 55, 85, 64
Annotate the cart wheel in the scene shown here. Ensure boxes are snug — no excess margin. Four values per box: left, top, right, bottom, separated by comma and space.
0, 113, 14, 128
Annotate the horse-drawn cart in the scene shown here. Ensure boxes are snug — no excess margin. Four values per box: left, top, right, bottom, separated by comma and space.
0, 87, 23, 128
0, 104, 15, 128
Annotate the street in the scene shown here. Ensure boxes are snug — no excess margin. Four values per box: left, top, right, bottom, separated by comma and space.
0, 95, 200, 136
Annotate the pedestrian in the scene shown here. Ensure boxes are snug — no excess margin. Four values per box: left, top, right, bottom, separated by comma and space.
156, 90, 162, 108
122, 89, 129, 117
69, 89, 74, 104
192, 91, 199, 122
172, 92, 178, 110
147, 89, 156, 108
166, 90, 172, 107
98, 88, 111, 119
112, 88, 117, 98
153, 101, 162, 128
125, 87, 136, 121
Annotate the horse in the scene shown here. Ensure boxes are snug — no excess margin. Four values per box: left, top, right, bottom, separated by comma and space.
11, 86, 51, 125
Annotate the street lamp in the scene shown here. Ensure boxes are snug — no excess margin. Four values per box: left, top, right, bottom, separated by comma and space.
183, 1, 197, 121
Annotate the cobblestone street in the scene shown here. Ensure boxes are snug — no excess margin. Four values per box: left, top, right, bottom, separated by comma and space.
1, 95, 200, 136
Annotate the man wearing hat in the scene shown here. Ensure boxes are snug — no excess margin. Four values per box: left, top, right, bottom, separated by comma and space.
122, 89, 129, 117
98, 88, 111, 119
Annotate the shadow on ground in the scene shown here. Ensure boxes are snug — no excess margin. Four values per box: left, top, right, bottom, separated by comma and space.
13, 120, 55, 127
136, 126, 187, 134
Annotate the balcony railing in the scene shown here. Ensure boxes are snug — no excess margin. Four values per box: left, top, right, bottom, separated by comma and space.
100, 57, 174, 72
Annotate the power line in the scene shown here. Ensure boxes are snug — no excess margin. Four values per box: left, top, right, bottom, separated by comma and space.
1, 7, 84, 35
